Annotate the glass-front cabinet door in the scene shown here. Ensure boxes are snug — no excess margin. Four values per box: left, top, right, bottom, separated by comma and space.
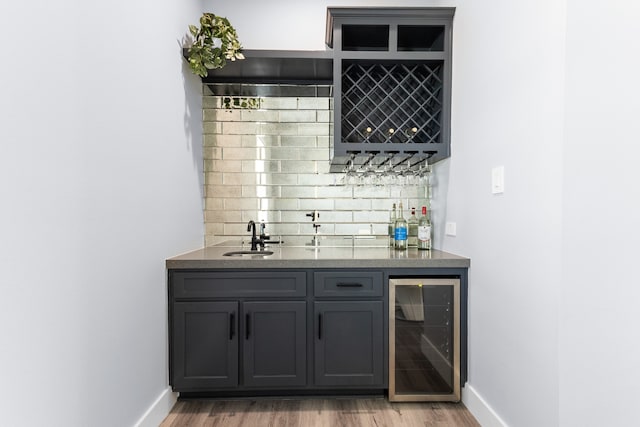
389, 278, 460, 401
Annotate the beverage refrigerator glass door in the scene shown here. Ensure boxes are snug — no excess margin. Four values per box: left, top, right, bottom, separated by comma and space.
389, 277, 460, 402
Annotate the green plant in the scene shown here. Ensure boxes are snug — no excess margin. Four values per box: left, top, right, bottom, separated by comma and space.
187, 13, 245, 77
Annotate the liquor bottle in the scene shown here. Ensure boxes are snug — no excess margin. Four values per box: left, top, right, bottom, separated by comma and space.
394, 202, 408, 250
408, 207, 418, 247
418, 205, 432, 250
388, 203, 396, 247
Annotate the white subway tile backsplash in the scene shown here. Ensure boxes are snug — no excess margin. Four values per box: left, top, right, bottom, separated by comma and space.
316, 186, 353, 199
298, 173, 336, 186
353, 186, 391, 199
206, 185, 242, 198
202, 96, 220, 109
317, 136, 330, 148
241, 160, 280, 173
279, 111, 317, 123
264, 147, 301, 160
202, 92, 431, 244
299, 149, 329, 161
203, 122, 223, 134
242, 185, 282, 198
259, 123, 299, 135
268, 223, 300, 235
298, 98, 330, 110
263, 173, 298, 186
261, 98, 298, 110
205, 222, 224, 235
222, 147, 260, 160
299, 198, 335, 211
298, 123, 331, 136
204, 198, 224, 211
242, 135, 279, 148
222, 122, 259, 135
281, 211, 311, 223
222, 172, 260, 186
224, 198, 260, 210
335, 223, 373, 235
204, 109, 240, 122
204, 134, 242, 147
318, 211, 353, 223
203, 147, 222, 160
206, 160, 242, 173
353, 210, 389, 223
280, 136, 317, 147
241, 110, 279, 122
335, 199, 372, 211
260, 198, 299, 211
316, 111, 332, 123
281, 186, 317, 198
281, 161, 317, 174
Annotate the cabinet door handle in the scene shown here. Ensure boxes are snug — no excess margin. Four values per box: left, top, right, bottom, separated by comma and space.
245, 313, 251, 340
229, 312, 235, 340
336, 282, 364, 287
318, 313, 323, 340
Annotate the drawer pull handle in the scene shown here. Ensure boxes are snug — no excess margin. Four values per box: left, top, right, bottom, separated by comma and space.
245, 313, 251, 340
336, 282, 364, 288
229, 312, 235, 340
318, 313, 323, 340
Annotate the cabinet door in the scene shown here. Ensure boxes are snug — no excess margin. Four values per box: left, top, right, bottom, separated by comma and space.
243, 301, 307, 387
314, 301, 384, 387
171, 301, 238, 390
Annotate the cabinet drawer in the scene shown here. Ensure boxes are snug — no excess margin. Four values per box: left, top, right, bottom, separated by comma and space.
171, 271, 306, 299
313, 271, 383, 297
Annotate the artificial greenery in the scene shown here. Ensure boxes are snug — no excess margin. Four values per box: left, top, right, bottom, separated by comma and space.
187, 13, 245, 77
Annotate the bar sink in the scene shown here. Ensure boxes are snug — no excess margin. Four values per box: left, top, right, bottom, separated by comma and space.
223, 250, 274, 257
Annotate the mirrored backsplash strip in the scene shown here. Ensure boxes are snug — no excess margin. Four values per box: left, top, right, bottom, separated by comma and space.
203, 84, 433, 247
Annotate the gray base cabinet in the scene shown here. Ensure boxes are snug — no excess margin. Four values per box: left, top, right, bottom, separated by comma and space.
314, 301, 384, 387
172, 301, 239, 390
169, 271, 308, 391
243, 301, 306, 387
169, 267, 468, 396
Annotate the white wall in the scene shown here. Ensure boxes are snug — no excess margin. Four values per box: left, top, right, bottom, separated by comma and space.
441, 1, 565, 426
561, 1, 640, 426
0, 1, 205, 426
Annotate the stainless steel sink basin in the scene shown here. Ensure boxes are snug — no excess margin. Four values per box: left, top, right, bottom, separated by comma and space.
223, 250, 274, 257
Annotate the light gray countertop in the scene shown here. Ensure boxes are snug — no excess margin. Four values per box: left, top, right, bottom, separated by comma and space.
166, 244, 470, 270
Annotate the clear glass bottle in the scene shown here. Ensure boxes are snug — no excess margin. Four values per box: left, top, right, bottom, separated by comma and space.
408, 207, 418, 247
388, 203, 396, 247
394, 202, 408, 250
418, 205, 432, 250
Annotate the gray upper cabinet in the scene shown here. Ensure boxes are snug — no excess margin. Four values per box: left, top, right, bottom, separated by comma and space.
326, 7, 455, 172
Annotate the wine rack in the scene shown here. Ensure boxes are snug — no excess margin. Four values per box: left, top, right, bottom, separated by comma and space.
326, 7, 454, 172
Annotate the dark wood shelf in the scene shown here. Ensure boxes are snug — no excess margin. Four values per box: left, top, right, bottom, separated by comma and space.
183, 49, 333, 84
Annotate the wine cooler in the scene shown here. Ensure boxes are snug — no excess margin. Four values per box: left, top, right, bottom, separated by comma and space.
389, 278, 460, 401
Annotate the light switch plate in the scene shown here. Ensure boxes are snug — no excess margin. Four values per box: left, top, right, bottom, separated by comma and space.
445, 222, 457, 236
492, 166, 505, 194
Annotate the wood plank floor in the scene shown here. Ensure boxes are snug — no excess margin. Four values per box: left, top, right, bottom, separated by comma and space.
160, 398, 481, 427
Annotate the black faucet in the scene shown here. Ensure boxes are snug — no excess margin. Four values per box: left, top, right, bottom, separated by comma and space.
247, 220, 263, 251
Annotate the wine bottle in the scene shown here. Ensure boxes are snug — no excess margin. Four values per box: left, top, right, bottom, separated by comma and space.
408, 207, 418, 247
388, 203, 397, 247
394, 202, 408, 250
418, 205, 432, 250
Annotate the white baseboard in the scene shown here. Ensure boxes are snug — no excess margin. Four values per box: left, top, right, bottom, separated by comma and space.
134, 387, 178, 427
462, 384, 508, 427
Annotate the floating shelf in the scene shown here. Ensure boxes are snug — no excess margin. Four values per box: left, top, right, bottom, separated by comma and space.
183, 49, 333, 84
